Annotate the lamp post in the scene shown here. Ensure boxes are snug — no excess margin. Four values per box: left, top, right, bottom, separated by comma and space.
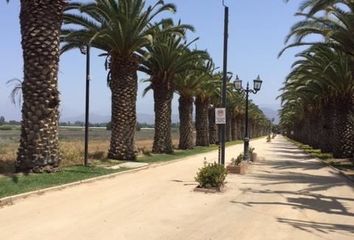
218, 0, 229, 166
80, 44, 91, 166
234, 75, 263, 161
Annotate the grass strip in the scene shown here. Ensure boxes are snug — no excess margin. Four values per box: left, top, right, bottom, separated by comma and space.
138, 140, 243, 163
0, 139, 247, 199
0, 166, 127, 199
285, 137, 333, 160
285, 137, 354, 173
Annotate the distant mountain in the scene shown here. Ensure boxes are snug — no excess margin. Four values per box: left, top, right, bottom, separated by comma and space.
61, 108, 278, 125
260, 107, 279, 124
61, 112, 179, 124
61, 113, 109, 124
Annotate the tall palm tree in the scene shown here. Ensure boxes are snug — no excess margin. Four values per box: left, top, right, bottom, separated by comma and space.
280, 0, 353, 158
227, 90, 244, 141
175, 71, 197, 150
15, 0, 67, 173
279, 45, 353, 158
194, 61, 219, 146
282, 0, 354, 57
140, 21, 203, 153
62, 0, 176, 160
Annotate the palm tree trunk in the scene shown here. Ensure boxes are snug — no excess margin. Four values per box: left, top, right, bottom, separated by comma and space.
108, 56, 138, 160
152, 81, 173, 153
16, 0, 66, 173
236, 117, 242, 140
231, 115, 237, 140
209, 106, 217, 144
195, 96, 209, 146
226, 109, 232, 142
333, 97, 353, 158
178, 95, 194, 149
320, 100, 334, 153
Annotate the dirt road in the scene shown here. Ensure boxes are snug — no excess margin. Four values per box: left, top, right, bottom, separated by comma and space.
1, 136, 353, 240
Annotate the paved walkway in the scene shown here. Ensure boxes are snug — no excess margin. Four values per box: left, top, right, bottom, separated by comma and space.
0, 136, 353, 240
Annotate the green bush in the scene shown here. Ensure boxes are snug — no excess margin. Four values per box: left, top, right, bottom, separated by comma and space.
195, 162, 227, 189
231, 153, 243, 166
313, 152, 333, 160
0, 125, 13, 131
307, 149, 321, 154
89, 151, 106, 160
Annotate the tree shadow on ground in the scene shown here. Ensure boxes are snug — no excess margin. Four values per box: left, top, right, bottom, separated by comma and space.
256, 158, 326, 171
230, 188, 354, 237
232, 188, 354, 217
170, 179, 198, 186
266, 149, 306, 155
248, 171, 352, 192
272, 153, 313, 160
277, 218, 354, 236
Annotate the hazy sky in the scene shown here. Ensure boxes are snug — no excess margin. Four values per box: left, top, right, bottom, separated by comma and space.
0, 0, 300, 121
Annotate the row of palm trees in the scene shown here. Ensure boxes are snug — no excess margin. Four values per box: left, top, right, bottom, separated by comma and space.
10, 0, 270, 173
279, 0, 354, 159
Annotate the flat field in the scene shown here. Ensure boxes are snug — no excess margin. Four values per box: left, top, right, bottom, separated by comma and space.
0, 126, 179, 174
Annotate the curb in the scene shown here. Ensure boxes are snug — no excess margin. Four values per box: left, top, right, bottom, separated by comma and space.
0, 165, 149, 208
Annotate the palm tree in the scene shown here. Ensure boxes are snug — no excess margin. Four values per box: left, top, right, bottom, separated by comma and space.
14, 0, 67, 173
62, 0, 176, 160
279, 45, 353, 158
282, 0, 354, 57
228, 91, 244, 141
280, 0, 353, 158
6, 79, 22, 106
140, 21, 203, 153
175, 72, 196, 150
194, 61, 219, 146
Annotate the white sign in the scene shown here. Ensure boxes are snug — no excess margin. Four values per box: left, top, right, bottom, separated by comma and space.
215, 108, 226, 124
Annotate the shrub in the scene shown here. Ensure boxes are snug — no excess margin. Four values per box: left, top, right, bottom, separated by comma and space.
314, 152, 333, 160
0, 125, 12, 131
231, 154, 243, 166
195, 162, 227, 189
89, 151, 106, 160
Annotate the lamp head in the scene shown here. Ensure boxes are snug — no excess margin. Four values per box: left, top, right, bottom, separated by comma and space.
253, 75, 262, 92
79, 45, 87, 55
234, 75, 242, 90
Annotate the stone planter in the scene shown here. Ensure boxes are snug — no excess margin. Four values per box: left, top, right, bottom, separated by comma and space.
250, 153, 257, 162
226, 163, 248, 175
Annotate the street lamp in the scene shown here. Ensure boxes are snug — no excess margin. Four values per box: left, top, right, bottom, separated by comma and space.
234, 75, 263, 161
217, 0, 229, 166
80, 44, 91, 166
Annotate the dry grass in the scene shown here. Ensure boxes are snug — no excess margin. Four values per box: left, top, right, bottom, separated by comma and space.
0, 128, 179, 174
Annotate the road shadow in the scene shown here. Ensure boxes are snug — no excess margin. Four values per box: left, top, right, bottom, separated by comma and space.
232, 188, 354, 217
256, 159, 325, 171
171, 179, 198, 186
249, 171, 352, 191
277, 218, 354, 236
267, 149, 306, 155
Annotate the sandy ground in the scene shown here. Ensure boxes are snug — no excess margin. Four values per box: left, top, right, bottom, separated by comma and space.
0, 136, 353, 240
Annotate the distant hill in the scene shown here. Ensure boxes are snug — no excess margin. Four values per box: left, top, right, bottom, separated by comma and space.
61, 113, 179, 124
260, 107, 279, 124
61, 107, 278, 125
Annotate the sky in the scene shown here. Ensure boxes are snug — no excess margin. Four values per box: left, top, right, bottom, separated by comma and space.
0, 0, 301, 121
